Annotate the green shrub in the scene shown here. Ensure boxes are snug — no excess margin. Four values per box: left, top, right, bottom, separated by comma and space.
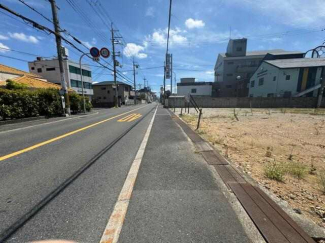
286, 162, 308, 179
5, 80, 28, 90
69, 92, 81, 113
264, 162, 285, 182
0, 88, 91, 120
85, 97, 92, 112
0, 88, 63, 119
37, 89, 63, 116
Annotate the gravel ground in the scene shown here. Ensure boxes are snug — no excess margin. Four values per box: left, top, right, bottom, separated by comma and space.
176, 107, 325, 228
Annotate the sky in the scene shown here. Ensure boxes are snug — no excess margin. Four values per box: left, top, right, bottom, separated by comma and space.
1, 0, 325, 94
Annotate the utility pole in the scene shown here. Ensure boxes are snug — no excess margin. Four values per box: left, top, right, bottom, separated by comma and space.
143, 77, 146, 89
111, 23, 118, 108
171, 54, 173, 94
133, 58, 137, 105
49, 0, 70, 115
163, 62, 166, 102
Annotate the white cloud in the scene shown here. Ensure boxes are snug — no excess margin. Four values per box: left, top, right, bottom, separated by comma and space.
122, 72, 128, 75
0, 34, 9, 40
205, 71, 214, 75
146, 28, 188, 47
189, 29, 242, 45
91, 38, 97, 45
0, 43, 10, 53
145, 7, 155, 17
228, 0, 325, 28
185, 18, 205, 29
137, 53, 148, 59
123, 43, 147, 59
8, 32, 39, 44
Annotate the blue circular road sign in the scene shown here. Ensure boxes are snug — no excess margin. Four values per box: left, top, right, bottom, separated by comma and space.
90, 47, 100, 58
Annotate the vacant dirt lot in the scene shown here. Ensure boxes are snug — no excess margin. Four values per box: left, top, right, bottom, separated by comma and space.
177, 107, 325, 227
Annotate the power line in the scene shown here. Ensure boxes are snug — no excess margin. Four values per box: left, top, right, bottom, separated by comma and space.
64, 0, 108, 44
17, 0, 53, 24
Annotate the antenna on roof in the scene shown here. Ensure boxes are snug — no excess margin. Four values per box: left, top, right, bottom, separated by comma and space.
229, 26, 232, 40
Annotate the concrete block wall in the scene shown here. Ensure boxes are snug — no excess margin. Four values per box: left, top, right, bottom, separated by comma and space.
167, 96, 325, 109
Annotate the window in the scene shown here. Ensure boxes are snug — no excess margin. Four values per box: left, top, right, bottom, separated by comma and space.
37, 68, 42, 73
46, 67, 55, 71
71, 80, 78, 88
228, 62, 234, 65
103, 96, 106, 99
191, 88, 197, 93
227, 73, 233, 77
236, 47, 242, 52
69, 65, 80, 75
82, 69, 91, 77
31, 67, 35, 70
251, 80, 255, 87
98, 97, 101, 99
226, 85, 232, 88
107, 90, 110, 94
101, 87, 106, 90
286, 75, 291, 80
273, 76, 276, 81
267, 93, 274, 97
258, 77, 264, 86
84, 82, 92, 89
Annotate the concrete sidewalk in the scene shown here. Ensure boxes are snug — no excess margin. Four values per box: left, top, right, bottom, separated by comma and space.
118, 106, 250, 242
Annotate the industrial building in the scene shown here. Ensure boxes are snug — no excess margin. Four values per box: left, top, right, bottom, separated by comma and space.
214, 38, 304, 97
28, 56, 93, 99
177, 78, 213, 96
249, 58, 325, 98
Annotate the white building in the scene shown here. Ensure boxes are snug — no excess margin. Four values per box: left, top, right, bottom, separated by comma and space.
28, 57, 93, 98
177, 78, 213, 96
214, 38, 304, 97
249, 58, 325, 98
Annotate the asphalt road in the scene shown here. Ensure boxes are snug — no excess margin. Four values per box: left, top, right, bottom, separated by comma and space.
0, 103, 156, 242
0, 103, 250, 242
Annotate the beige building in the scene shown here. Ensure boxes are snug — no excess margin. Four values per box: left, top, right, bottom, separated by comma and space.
92, 81, 132, 107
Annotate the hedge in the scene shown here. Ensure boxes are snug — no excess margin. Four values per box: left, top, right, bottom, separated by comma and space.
0, 88, 92, 120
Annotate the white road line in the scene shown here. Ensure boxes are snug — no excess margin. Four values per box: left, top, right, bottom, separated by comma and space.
99, 105, 158, 243
0, 112, 99, 134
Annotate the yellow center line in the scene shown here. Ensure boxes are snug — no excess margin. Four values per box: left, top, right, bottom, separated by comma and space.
0, 106, 148, 162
